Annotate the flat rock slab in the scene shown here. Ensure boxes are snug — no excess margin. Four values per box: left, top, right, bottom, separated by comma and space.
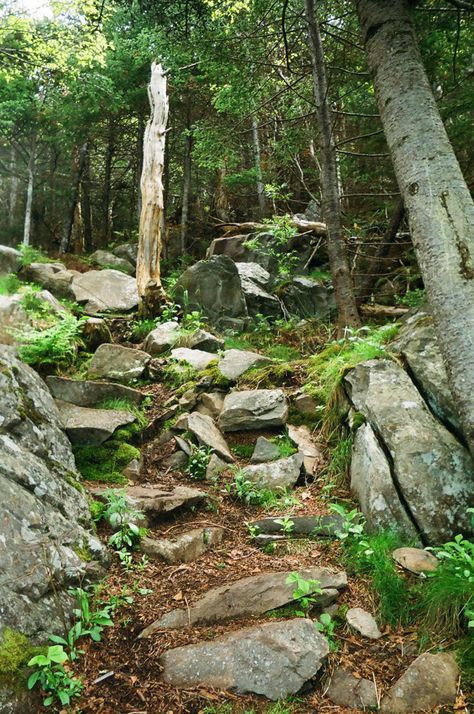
89, 249, 134, 276
185, 329, 224, 353
71, 269, 138, 314
217, 349, 271, 381
176, 412, 234, 462
91, 484, 206, 522
241, 453, 303, 492
219, 389, 288, 432
141, 527, 223, 564
46, 376, 145, 407
346, 607, 381, 640
392, 547, 438, 575
160, 619, 329, 701
327, 666, 378, 709
170, 347, 217, 371
249, 514, 345, 538
381, 652, 458, 713
144, 321, 181, 356
55, 399, 136, 446
140, 567, 347, 635
87, 343, 149, 384
251, 436, 280, 463
288, 424, 324, 476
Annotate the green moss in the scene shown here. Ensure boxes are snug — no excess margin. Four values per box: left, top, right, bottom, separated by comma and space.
0, 629, 39, 675
74, 440, 140, 484
231, 443, 254, 459
240, 362, 298, 389
63, 471, 85, 493
199, 363, 232, 389
72, 540, 93, 562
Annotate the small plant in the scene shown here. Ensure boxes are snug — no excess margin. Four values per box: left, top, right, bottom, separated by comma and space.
15, 312, 86, 369
315, 612, 339, 651
271, 433, 298, 459
99, 489, 147, 552
274, 516, 295, 536
286, 572, 323, 617
395, 288, 426, 308
228, 472, 300, 510
27, 645, 83, 707
329, 503, 365, 541
17, 243, 50, 266
246, 522, 260, 538
129, 318, 156, 342
186, 445, 211, 480
0, 273, 20, 295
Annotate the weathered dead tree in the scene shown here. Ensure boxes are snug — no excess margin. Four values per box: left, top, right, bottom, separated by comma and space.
136, 62, 169, 317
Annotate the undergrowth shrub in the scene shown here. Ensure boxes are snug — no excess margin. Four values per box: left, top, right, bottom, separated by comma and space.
0, 273, 20, 295
15, 313, 86, 369
186, 445, 211, 480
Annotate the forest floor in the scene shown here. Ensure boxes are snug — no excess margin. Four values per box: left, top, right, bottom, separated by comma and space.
54, 316, 469, 714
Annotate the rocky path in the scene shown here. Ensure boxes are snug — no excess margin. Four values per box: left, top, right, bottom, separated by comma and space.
47, 323, 460, 714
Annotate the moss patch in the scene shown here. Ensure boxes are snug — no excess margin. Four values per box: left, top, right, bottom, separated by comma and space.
74, 441, 140, 484
0, 629, 39, 675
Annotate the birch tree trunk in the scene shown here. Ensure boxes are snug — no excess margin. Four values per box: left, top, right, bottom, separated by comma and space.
304, 0, 361, 328
23, 131, 37, 246
136, 62, 168, 317
357, 0, 474, 458
251, 115, 267, 220
8, 145, 19, 228
180, 96, 193, 254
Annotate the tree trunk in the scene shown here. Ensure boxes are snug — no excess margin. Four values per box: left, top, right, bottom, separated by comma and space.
180, 97, 193, 254
59, 141, 89, 254
357, 0, 474, 457
81, 147, 93, 252
215, 164, 230, 222
102, 121, 114, 247
8, 145, 19, 228
136, 62, 168, 317
304, 0, 361, 328
251, 115, 267, 220
23, 131, 37, 246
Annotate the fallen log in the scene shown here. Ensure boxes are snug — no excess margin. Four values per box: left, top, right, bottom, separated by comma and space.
359, 304, 409, 318
214, 217, 327, 237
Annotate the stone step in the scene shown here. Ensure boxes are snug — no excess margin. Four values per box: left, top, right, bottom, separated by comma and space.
141, 527, 223, 564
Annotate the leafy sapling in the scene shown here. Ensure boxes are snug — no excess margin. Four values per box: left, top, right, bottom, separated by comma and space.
286, 572, 323, 617
274, 516, 295, 536
27, 645, 83, 708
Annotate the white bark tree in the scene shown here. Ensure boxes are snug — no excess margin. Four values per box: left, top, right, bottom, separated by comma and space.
137, 62, 169, 316
357, 0, 474, 457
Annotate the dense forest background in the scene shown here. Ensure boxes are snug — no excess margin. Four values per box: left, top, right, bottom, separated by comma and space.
1, 0, 472, 264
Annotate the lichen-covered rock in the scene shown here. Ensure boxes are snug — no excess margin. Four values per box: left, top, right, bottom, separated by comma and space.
236, 262, 282, 318
0, 346, 105, 639
55, 399, 136, 446
241, 453, 304, 492
381, 652, 458, 713
345, 360, 474, 543
144, 321, 180, 356
217, 349, 271, 381
219, 389, 288, 431
71, 269, 138, 314
281, 276, 334, 319
87, 343, 149, 384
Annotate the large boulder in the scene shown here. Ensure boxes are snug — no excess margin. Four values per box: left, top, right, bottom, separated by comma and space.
381, 652, 458, 713
46, 376, 145, 407
281, 276, 334, 319
20, 263, 77, 300
160, 619, 329, 701
0, 246, 21, 274
174, 256, 248, 327
144, 321, 180, 356
219, 389, 288, 432
207, 234, 251, 262
71, 269, 138, 314
87, 343, 150, 384
112, 242, 138, 266
391, 311, 461, 435
0, 346, 105, 639
236, 262, 282, 318
345, 360, 474, 543
217, 348, 271, 381
89, 250, 134, 276
55, 400, 136, 446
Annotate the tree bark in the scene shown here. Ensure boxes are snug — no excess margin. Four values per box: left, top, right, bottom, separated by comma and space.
357, 0, 474, 457
180, 97, 193, 254
102, 120, 114, 247
23, 131, 37, 246
81, 147, 93, 252
8, 145, 19, 228
251, 115, 267, 220
136, 62, 168, 317
304, 0, 361, 328
59, 141, 88, 254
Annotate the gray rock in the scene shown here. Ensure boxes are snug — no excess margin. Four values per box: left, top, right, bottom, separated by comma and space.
141, 527, 223, 564
20, 263, 76, 300
287, 424, 323, 476
0, 246, 21, 274
0, 675, 41, 714
174, 255, 248, 326
46, 376, 145, 407
160, 619, 329, 701
140, 567, 346, 634
236, 262, 281, 318
345, 360, 474, 543
391, 311, 461, 434
112, 242, 138, 266
91, 483, 206, 526
33, 289, 68, 314
122, 458, 141, 481
251, 436, 280, 463
176, 412, 233, 463
0, 346, 105, 639
89, 249, 134, 276
381, 652, 458, 713
182, 329, 224, 353
162, 451, 188, 470
170, 347, 217, 371
55, 399, 136, 446
219, 389, 288, 432
350, 423, 419, 539
207, 233, 251, 262
249, 514, 345, 538
87, 343, 150, 384
346, 607, 382, 640
178, 389, 198, 411
0, 295, 28, 345
205, 453, 227, 480
218, 348, 271, 381
327, 667, 378, 709
392, 547, 438, 575
198, 392, 225, 419
81, 317, 113, 351
241, 453, 303, 491
294, 393, 316, 415
281, 276, 334, 319
71, 269, 138, 314
144, 321, 180, 356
